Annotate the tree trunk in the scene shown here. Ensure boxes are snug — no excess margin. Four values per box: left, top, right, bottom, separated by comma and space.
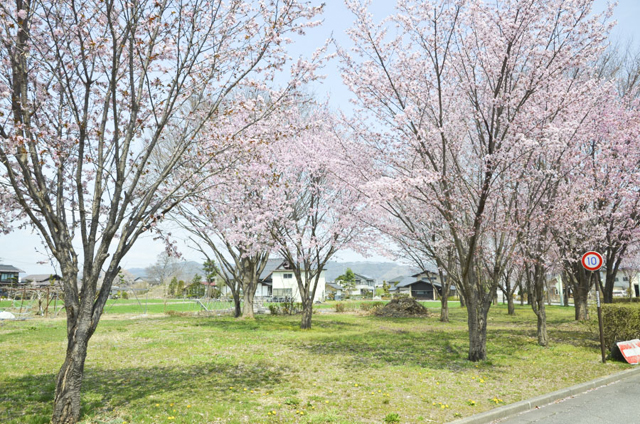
466, 289, 490, 362
440, 283, 449, 323
300, 300, 313, 329
536, 304, 548, 346
242, 288, 255, 319
519, 282, 524, 306
459, 291, 466, 308
232, 291, 241, 318
52, 333, 89, 423
574, 290, 589, 321
467, 303, 488, 361
507, 294, 515, 315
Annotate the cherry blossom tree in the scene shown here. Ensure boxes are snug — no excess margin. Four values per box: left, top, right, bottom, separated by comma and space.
0, 0, 323, 421
270, 106, 369, 329
342, 0, 610, 360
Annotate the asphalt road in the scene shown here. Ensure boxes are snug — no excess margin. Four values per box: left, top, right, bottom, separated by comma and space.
496, 372, 640, 424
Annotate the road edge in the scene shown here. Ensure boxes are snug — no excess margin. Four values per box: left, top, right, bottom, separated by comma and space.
448, 365, 640, 424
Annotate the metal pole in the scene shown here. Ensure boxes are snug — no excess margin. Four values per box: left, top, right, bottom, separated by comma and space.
19, 287, 26, 314
594, 272, 606, 363
45, 288, 50, 317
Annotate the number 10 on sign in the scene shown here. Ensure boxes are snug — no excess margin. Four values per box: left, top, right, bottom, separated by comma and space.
581, 251, 603, 271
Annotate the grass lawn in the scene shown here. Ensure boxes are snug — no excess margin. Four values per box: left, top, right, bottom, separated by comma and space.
0, 302, 630, 424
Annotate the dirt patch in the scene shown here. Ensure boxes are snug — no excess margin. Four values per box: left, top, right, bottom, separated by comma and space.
374, 297, 430, 318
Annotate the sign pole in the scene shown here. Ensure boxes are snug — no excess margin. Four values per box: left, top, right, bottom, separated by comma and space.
582, 251, 606, 364
594, 272, 606, 363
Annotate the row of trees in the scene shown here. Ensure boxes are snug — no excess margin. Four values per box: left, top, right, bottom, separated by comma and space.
341, 0, 640, 360
1, 0, 640, 422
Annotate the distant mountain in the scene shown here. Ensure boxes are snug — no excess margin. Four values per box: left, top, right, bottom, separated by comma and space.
126, 260, 204, 281
323, 261, 419, 284
128, 260, 418, 284
126, 267, 148, 279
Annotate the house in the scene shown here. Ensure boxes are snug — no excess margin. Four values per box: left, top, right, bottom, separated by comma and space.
353, 273, 376, 296
218, 258, 327, 303
325, 282, 344, 299
260, 259, 326, 303
389, 271, 454, 300
23, 274, 63, 289
0, 264, 24, 289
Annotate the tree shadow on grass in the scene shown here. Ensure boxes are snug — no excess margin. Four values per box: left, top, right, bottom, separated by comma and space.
0, 362, 289, 424
192, 314, 360, 333
294, 320, 595, 373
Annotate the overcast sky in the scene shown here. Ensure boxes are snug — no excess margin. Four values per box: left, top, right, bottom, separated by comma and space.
2, 0, 639, 275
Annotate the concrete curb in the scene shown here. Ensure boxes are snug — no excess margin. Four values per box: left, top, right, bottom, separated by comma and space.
448, 365, 640, 424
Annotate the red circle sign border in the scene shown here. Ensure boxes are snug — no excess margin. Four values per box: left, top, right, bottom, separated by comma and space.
582, 251, 603, 271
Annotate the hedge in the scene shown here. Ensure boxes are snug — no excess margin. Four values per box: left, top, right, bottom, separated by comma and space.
610, 297, 640, 304
595, 304, 640, 351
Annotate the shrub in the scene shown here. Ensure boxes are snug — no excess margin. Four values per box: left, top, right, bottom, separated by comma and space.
595, 304, 640, 351
360, 301, 384, 312
335, 302, 345, 313
384, 413, 400, 423
611, 297, 640, 304
268, 304, 281, 316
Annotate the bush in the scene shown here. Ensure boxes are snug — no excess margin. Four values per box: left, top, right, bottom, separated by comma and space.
335, 302, 345, 313
384, 413, 400, 423
611, 297, 640, 304
595, 304, 640, 351
268, 304, 281, 316
360, 301, 384, 312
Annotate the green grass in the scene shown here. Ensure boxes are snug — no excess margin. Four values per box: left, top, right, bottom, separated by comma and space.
0, 303, 630, 424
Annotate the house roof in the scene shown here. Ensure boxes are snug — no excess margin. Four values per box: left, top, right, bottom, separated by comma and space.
327, 282, 343, 290
259, 258, 287, 281
354, 273, 374, 280
391, 277, 452, 290
0, 264, 24, 273
390, 276, 414, 288
24, 274, 62, 283
411, 270, 438, 278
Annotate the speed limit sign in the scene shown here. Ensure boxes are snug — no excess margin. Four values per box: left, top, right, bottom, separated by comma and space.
582, 251, 603, 271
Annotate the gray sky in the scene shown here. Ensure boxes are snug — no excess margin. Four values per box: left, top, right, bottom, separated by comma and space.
2, 0, 639, 275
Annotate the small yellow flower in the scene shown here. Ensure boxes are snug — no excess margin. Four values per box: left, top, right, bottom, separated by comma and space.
354, 384, 358, 387
250, 390, 254, 393
441, 404, 445, 409
268, 412, 272, 415
244, 388, 247, 391
325, 400, 329, 403
187, 405, 191, 408
173, 409, 176, 412
170, 403, 174, 406
272, 411, 277, 415
156, 404, 160, 406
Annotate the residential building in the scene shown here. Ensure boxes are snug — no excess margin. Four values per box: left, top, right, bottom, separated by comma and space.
220, 258, 327, 303
389, 271, 454, 300
0, 264, 24, 288
23, 274, 63, 289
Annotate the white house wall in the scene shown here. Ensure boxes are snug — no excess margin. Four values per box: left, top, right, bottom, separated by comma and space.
271, 270, 326, 302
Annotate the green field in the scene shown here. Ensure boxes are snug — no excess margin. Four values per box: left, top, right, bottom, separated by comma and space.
0, 302, 629, 424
